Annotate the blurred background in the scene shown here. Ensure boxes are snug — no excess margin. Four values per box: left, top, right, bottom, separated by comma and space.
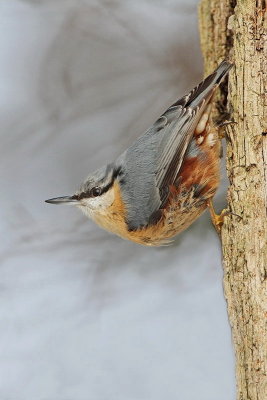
0, 1, 235, 399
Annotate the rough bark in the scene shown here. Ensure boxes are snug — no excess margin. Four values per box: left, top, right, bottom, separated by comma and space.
199, 1, 267, 399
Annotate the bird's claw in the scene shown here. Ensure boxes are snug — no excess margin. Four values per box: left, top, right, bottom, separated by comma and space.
217, 120, 237, 139
207, 200, 229, 234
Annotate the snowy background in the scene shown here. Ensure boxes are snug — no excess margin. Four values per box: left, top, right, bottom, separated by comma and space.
0, 1, 235, 399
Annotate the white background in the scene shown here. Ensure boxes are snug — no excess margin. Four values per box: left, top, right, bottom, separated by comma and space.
0, 1, 235, 399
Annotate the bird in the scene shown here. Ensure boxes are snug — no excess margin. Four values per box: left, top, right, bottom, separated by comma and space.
45, 61, 232, 246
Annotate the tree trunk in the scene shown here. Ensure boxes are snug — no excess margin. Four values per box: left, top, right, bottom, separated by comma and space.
198, 1, 267, 399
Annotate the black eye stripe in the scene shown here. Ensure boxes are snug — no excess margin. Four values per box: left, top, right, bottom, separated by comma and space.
75, 166, 124, 200
75, 181, 113, 200
100, 180, 113, 195
113, 166, 123, 178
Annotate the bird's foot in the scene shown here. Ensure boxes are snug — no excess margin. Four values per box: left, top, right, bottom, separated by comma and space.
207, 200, 228, 234
217, 120, 237, 139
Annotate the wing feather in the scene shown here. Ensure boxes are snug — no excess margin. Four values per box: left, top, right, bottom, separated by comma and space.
118, 61, 232, 230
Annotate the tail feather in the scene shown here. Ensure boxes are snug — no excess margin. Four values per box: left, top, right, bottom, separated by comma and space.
174, 61, 233, 110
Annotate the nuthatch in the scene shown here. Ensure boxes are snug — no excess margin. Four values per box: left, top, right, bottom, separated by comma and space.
46, 61, 232, 246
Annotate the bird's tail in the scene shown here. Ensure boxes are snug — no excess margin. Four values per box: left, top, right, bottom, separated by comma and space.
212, 61, 233, 84
187, 61, 233, 109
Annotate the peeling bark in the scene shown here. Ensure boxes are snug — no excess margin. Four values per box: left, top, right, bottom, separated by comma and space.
199, 1, 267, 399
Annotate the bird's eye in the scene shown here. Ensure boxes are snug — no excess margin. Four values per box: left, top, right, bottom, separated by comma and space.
91, 187, 101, 197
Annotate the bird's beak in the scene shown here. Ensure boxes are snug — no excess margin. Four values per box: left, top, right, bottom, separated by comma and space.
45, 196, 78, 205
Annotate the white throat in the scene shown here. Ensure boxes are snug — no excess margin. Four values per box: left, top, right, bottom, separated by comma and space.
77, 187, 115, 219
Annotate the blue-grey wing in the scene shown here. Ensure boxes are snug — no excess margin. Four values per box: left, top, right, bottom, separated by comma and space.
117, 61, 232, 230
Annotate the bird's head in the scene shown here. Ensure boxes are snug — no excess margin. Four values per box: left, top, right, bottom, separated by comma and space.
45, 164, 121, 218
